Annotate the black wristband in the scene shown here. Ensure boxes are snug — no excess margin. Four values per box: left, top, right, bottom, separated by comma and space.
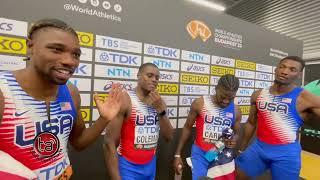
158, 110, 166, 117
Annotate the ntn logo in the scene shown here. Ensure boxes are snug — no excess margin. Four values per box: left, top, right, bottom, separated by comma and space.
107, 68, 130, 77
153, 59, 172, 68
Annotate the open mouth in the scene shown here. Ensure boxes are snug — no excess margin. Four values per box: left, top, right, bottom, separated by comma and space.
54, 68, 74, 80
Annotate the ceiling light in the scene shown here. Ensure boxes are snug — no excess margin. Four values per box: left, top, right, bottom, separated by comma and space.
186, 0, 226, 11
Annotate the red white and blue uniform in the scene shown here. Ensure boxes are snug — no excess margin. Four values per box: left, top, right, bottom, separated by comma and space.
117, 90, 159, 180
0, 72, 76, 180
236, 87, 304, 180
192, 96, 236, 180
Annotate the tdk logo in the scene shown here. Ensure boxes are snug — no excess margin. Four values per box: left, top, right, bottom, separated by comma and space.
98, 51, 140, 66
147, 46, 178, 58
145, 44, 179, 59
107, 67, 131, 77
239, 79, 254, 88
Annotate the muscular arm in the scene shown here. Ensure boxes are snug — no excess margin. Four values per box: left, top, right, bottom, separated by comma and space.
159, 113, 173, 142
239, 90, 260, 151
0, 90, 4, 125
299, 90, 320, 125
103, 94, 128, 180
233, 105, 242, 139
174, 97, 201, 156
68, 84, 111, 151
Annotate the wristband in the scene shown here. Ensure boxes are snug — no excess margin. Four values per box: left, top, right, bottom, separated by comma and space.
158, 110, 166, 117
174, 154, 181, 158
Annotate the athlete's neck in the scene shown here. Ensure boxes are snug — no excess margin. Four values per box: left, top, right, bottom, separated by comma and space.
13, 68, 59, 101
135, 86, 150, 103
270, 82, 297, 95
211, 95, 224, 108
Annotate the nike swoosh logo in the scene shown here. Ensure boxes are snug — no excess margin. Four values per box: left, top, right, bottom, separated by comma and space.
14, 110, 31, 117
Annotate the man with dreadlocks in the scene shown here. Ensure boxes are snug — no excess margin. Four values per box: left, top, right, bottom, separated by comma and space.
173, 74, 242, 180
0, 18, 123, 179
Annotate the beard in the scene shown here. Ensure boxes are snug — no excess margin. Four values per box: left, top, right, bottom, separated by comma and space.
274, 78, 290, 85
35, 66, 68, 85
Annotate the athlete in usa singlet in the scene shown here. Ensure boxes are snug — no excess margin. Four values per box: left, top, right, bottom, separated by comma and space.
256, 87, 304, 144
192, 96, 236, 179
0, 72, 76, 180
236, 87, 304, 180
117, 90, 159, 179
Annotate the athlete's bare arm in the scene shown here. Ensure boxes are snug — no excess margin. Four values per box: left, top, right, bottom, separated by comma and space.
68, 84, 122, 151
239, 90, 261, 151
0, 90, 4, 125
103, 92, 129, 180
225, 105, 242, 149
149, 91, 173, 141
297, 90, 320, 124
173, 97, 203, 175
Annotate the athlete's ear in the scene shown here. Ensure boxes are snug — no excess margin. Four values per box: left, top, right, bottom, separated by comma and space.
26, 39, 34, 58
298, 71, 303, 79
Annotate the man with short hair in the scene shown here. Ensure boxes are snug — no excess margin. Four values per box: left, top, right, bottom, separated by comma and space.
104, 63, 174, 180
173, 74, 242, 180
0, 18, 122, 179
236, 56, 320, 180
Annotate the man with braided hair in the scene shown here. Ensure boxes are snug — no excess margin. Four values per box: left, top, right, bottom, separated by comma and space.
0, 18, 123, 179
173, 74, 242, 180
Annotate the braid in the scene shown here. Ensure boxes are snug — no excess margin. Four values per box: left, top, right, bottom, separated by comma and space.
25, 19, 78, 61
28, 18, 77, 40
217, 74, 239, 91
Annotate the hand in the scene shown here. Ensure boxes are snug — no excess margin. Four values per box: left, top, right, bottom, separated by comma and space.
173, 157, 184, 175
224, 136, 237, 149
94, 84, 123, 124
147, 90, 166, 113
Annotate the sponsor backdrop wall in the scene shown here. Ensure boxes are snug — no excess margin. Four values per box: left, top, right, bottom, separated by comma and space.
0, 0, 303, 179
